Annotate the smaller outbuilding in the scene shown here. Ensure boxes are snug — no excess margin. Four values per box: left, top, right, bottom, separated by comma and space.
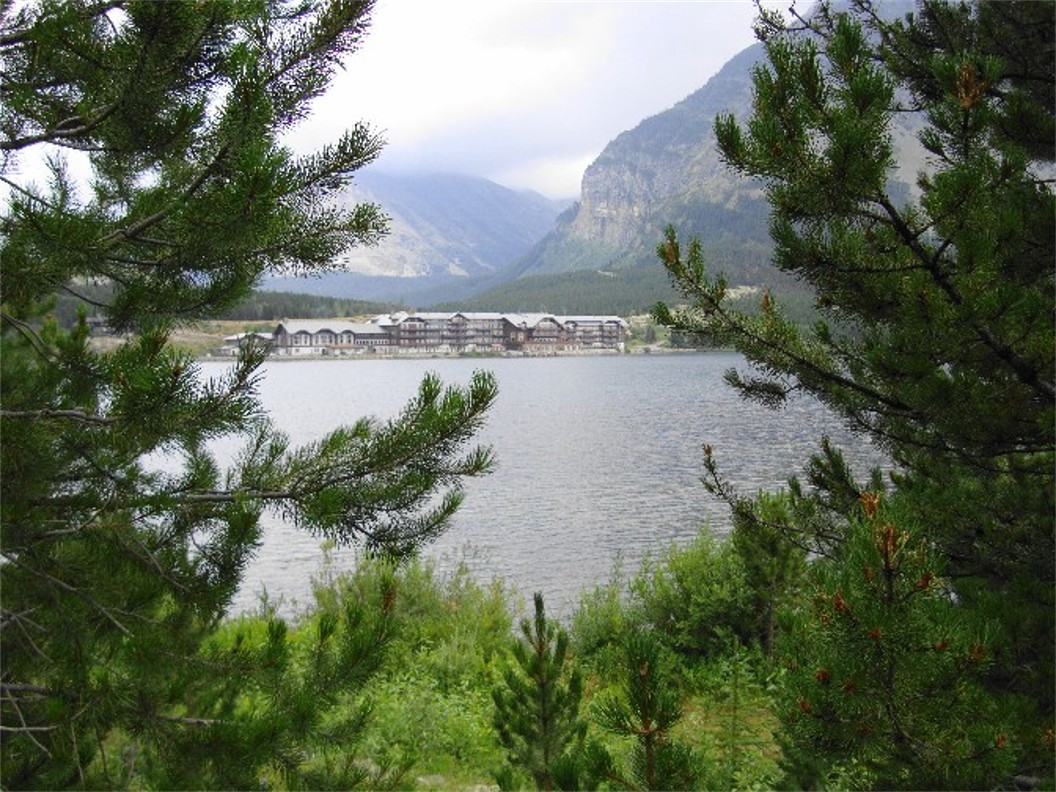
218, 331, 273, 356
271, 320, 392, 355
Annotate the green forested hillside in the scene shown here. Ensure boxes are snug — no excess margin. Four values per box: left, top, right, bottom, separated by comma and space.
434, 265, 679, 315
215, 290, 400, 321
437, 254, 806, 318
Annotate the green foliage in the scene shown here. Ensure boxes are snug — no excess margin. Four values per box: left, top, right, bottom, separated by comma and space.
569, 563, 633, 677
439, 265, 681, 316
682, 644, 783, 791
333, 555, 513, 786
366, 666, 498, 782
629, 532, 755, 659
0, 1, 499, 786
729, 491, 810, 655
273, 370, 497, 556
217, 290, 399, 322
492, 593, 587, 790
776, 494, 1039, 790
155, 570, 400, 790
656, 0, 1054, 785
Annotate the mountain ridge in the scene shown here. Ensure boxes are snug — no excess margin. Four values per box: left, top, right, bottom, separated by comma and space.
490, 40, 778, 295
263, 171, 569, 300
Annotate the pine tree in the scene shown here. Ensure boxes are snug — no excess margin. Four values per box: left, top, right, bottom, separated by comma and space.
586, 630, 699, 791
727, 489, 809, 655
492, 592, 586, 791
779, 493, 1027, 788
0, 1, 496, 786
150, 568, 405, 790
654, 0, 1054, 785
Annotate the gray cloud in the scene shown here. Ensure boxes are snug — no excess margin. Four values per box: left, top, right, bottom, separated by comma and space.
294, 1, 771, 198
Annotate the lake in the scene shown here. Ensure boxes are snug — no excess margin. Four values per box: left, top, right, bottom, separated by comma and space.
200, 353, 886, 618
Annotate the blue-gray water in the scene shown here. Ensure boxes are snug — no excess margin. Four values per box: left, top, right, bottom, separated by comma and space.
197, 353, 885, 618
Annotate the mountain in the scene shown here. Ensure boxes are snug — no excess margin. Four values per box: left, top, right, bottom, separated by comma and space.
263, 171, 570, 300
266, 2, 926, 312
509, 0, 925, 292
508, 43, 773, 287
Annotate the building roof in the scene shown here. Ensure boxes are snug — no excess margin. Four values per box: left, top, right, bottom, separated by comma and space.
561, 315, 629, 326
223, 332, 273, 343
275, 320, 386, 335
369, 311, 627, 329
309, 312, 629, 333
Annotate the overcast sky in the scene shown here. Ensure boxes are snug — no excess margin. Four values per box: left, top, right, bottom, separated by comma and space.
295, 1, 775, 200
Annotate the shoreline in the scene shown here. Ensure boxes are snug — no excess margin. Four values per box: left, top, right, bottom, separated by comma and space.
197, 346, 711, 362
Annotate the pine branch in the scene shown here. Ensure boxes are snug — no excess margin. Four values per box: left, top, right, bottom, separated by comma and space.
1, 409, 115, 426
96, 145, 229, 251
0, 102, 122, 151
658, 229, 914, 415
0, 175, 61, 210
1, 553, 132, 636
876, 196, 1055, 400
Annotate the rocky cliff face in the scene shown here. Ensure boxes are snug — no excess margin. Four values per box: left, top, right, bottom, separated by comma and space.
517, 43, 773, 280
570, 44, 763, 251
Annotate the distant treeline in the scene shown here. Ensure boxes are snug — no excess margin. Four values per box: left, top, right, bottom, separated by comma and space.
54, 275, 820, 335
214, 290, 400, 321
53, 283, 401, 327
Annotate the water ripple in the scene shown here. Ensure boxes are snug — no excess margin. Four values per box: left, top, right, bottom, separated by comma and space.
198, 354, 886, 619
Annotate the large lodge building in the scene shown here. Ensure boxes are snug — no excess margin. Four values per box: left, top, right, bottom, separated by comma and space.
261, 312, 629, 356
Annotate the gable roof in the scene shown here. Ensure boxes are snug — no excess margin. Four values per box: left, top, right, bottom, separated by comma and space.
274, 320, 384, 335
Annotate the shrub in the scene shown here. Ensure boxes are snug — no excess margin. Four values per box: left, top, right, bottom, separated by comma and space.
311, 553, 513, 784
629, 530, 755, 659
569, 560, 634, 676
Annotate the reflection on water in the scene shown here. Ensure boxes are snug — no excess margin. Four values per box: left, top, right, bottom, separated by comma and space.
199, 353, 887, 618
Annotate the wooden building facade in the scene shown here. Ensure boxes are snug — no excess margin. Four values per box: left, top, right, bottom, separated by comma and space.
268, 312, 627, 355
